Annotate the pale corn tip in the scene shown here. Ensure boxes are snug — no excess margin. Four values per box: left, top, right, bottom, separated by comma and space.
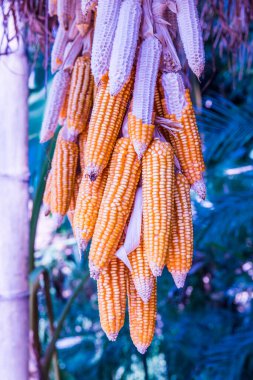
136, 344, 148, 355
43, 204, 51, 217
86, 166, 99, 182
75, 228, 88, 252
89, 260, 100, 280
133, 277, 154, 303
52, 213, 64, 228
40, 131, 54, 144
191, 178, 206, 200
133, 141, 148, 160
149, 262, 164, 277
171, 272, 188, 289
106, 332, 118, 342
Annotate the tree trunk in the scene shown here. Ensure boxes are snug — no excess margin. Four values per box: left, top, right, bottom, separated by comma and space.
0, 10, 29, 380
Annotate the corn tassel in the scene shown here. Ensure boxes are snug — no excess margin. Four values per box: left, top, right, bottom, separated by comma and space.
162, 90, 206, 198
74, 168, 108, 251
49, 0, 57, 17
57, 0, 75, 31
67, 174, 82, 227
97, 246, 127, 341
78, 128, 88, 173
128, 232, 155, 303
91, 0, 121, 84
109, 0, 142, 96
132, 36, 162, 125
167, 172, 193, 288
50, 128, 79, 226
161, 72, 186, 120
127, 271, 157, 354
142, 139, 175, 276
43, 171, 52, 216
85, 71, 134, 181
89, 138, 141, 279
67, 56, 93, 138
175, 0, 205, 78
128, 112, 155, 160
40, 70, 71, 143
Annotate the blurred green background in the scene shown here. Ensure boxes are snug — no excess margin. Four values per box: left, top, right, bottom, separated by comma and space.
28, 28, 253, 380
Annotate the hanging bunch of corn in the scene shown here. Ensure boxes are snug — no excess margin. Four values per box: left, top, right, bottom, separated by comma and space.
41, 0, 208, 354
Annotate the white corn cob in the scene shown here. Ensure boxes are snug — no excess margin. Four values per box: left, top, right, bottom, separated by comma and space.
58, 0, 77, 31
48, 0, 57, 16
161, 72, 186, 120
40, 70, 71, 143
81, 0, 98, 14
109, 0, 142, 95
175, 0, 205, 78
91, 0, 122, 84
76, 0, 91, 36
132, 36, 162, 124
63, 34, 84, 72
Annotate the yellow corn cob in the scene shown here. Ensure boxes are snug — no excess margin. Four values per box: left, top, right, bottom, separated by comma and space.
43, 170, 52, 216
142, 139, 175, 276
74, 167, 108, 252
167, 172, 193, 288
161, 90, 206, 199
128, 112, 155, 160
89, 137, 141, 279
127, 271, 157, 354
128, 232, 155, 303
67, 56, 94, 138
50, 127, 79, 226
67, 174, 82, 228
85, 71, 134, 181
78, 128, 88, 173
58, 84, 70, 126
97, 242, 127, 341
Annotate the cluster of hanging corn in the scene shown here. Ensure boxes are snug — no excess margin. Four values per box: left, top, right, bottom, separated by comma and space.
42, 0, 206, 354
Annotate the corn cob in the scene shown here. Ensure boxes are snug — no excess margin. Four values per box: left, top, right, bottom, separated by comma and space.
89, 138, 141, 279
91, 0, 121, 84
43, 171, 52, 216
67, 173, 82, 227
161, 72, 186, 120
167, 172, 193, 288
51, 26, 70, 74
142, 139, 175, 276
63, 34, 84, 72
78, 128, 88, 173
166, 5, 177, 41
97, 246, 127, 341
74, 168, 108, 251
57, 0, 75, 31
162, 90, 206, 199
109, 0, 142, 96
175, 0, 205, 78
127, 271, 157, 354
67, 56, 93, 138
85, 71, 134, 181
50, 127, 79, 226
128, 232, 155, 303
48, 0, 57, 17
40, 70, 71, 143
128, 113, 155, 160
76, 0, 91, 36
81, 0, 98, 15
58, 84, 70, 126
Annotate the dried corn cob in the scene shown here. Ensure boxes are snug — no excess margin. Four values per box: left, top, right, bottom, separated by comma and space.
162, 90, 206, 199
89, 138, 141, 279
74, 167, 108, 251
128, 113, 155, 160
109, 0, 142, 95
175, 0, 205, 78
81, 0, 98, 15
57, 0, 75, 30
67, 56, 93, 138
50, 127, 79, 226
142, 139, 175, 276
167, 172, 193, 288
67, 173, 82, 227
161, 72, 186, 120
43, 171, 52, 216
63, 34, 84, 72
40, 70, 71, 143
58, 84, 70, 126
76, 0, 91, 36
85, 71, 134, 181
91, 0, 121, 84
127, 271, 157, 354
49, 0, 57, 17
78, 128, 88, 173
51, 26, 69, 74
128, 232, 155, 303
97, 247, 127, 341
